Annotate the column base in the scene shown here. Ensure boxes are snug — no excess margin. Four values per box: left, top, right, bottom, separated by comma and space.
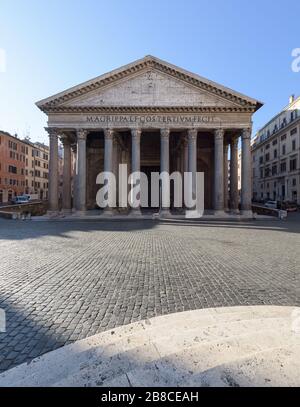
214, 210, 226, 216
61, 208, 72, 215
73, 210, 87, 216
159, 208, 171, 218
101, 207, 115, 217
230, 209, 240, 215
47, 210, 59, 218
240, 210, 253, 218
128, 208, 142, 217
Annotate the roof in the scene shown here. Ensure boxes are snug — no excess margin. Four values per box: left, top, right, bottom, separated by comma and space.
36, 55, 263, 112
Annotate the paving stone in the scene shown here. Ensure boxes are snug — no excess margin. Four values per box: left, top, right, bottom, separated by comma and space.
0, 215, 299, 372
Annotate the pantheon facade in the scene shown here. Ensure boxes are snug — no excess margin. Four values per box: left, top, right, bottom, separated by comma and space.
37, 56, 262, 217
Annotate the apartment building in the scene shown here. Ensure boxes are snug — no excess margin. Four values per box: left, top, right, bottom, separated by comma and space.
0, 131, 26, 203
0, 131, 53, 204
252, 95, 300, 204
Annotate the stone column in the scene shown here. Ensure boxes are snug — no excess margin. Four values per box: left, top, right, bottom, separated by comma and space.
223, 143, 229, 211
241, 128, 252, 215
214, 129, 225, 214
160, 128, 171, 217
103, 128, 114, 213
71, 144, 77, 212
230, 136, 239, 214
61, 135, 72, 213
76, 129, 88, 213
46, 128, 59, 215
183, 137, 188, 174
187, 129, 197, 210
130, 128, 142, 215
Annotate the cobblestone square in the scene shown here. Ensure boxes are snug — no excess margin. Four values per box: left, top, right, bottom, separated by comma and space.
0, 216, 299, 373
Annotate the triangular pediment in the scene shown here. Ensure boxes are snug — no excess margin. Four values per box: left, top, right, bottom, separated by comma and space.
37, 55, 262, 112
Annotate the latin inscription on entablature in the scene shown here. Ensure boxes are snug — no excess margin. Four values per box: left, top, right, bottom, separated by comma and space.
86, 115, 220, 125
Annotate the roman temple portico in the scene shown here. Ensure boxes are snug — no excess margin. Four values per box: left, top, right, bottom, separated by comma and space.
37, 56, 262, 217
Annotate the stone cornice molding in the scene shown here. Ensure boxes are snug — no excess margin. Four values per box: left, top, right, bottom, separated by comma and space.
40, 105, 257, 114
36, 56, 262, 112
187, 128, 197, 141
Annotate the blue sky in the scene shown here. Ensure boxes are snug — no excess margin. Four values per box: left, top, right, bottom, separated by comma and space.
0, 0, 299, 144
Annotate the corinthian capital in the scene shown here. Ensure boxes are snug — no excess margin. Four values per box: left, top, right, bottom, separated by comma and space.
242, 128, 251, 140
60, 134, 71, 146
77, 129, 88, 140
187, 128, 197, 141
104, 128, 114, 140
214, 128, 224, 141
45, 127, 58, 140
160, 128, 170, 139
131, 128, 142, 140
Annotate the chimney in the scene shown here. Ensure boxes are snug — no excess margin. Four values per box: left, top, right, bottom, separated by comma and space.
289, 94, 295, 104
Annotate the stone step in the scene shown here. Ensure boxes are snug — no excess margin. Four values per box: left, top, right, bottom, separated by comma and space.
125, 344, 300, 387
0, 306, 298, 387
53, 329, 299, 387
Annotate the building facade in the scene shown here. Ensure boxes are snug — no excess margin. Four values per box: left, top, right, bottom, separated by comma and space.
37, 56, 262, 216
252, 95, 300, 204
0, 131, 26, 203
0, 131, 52, 204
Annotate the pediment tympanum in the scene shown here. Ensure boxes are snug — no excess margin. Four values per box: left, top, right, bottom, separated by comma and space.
37, 56, 262, 114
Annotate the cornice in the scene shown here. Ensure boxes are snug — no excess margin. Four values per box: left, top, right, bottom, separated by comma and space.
42, 105, 256, 114
37, 56, 262, 112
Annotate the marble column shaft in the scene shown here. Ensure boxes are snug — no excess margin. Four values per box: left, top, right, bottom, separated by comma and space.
76, 129, 87, 212
214, 129, 225, 212
230, 136, 239, 213
223, 143, 229, 211
160, 128, 170, 213
187, 129, 197, 209
47, 128, 59, 213
62, 136, 72, 212
131, 128, 141, 213
241, 128, 252, 213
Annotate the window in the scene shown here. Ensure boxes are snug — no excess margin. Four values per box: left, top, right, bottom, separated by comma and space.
281, 134, 287, 141
292, 139, 296, 151
291, 128, 297, 136
290, 111, 295, 121
265, 153, 270, 162
8, 165, 17, 174
290, 158, 297, 171
292, 178, 297, 187
282, 145, 286, 155
259, 156, 263, 164
272, 165, 277, 175
260, 168, 263, 178
274, 149, 277, 158
280, 162, 286, 173
265, 167, 270, 177
266, 144, 270, 150
272, 139, 278, 146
